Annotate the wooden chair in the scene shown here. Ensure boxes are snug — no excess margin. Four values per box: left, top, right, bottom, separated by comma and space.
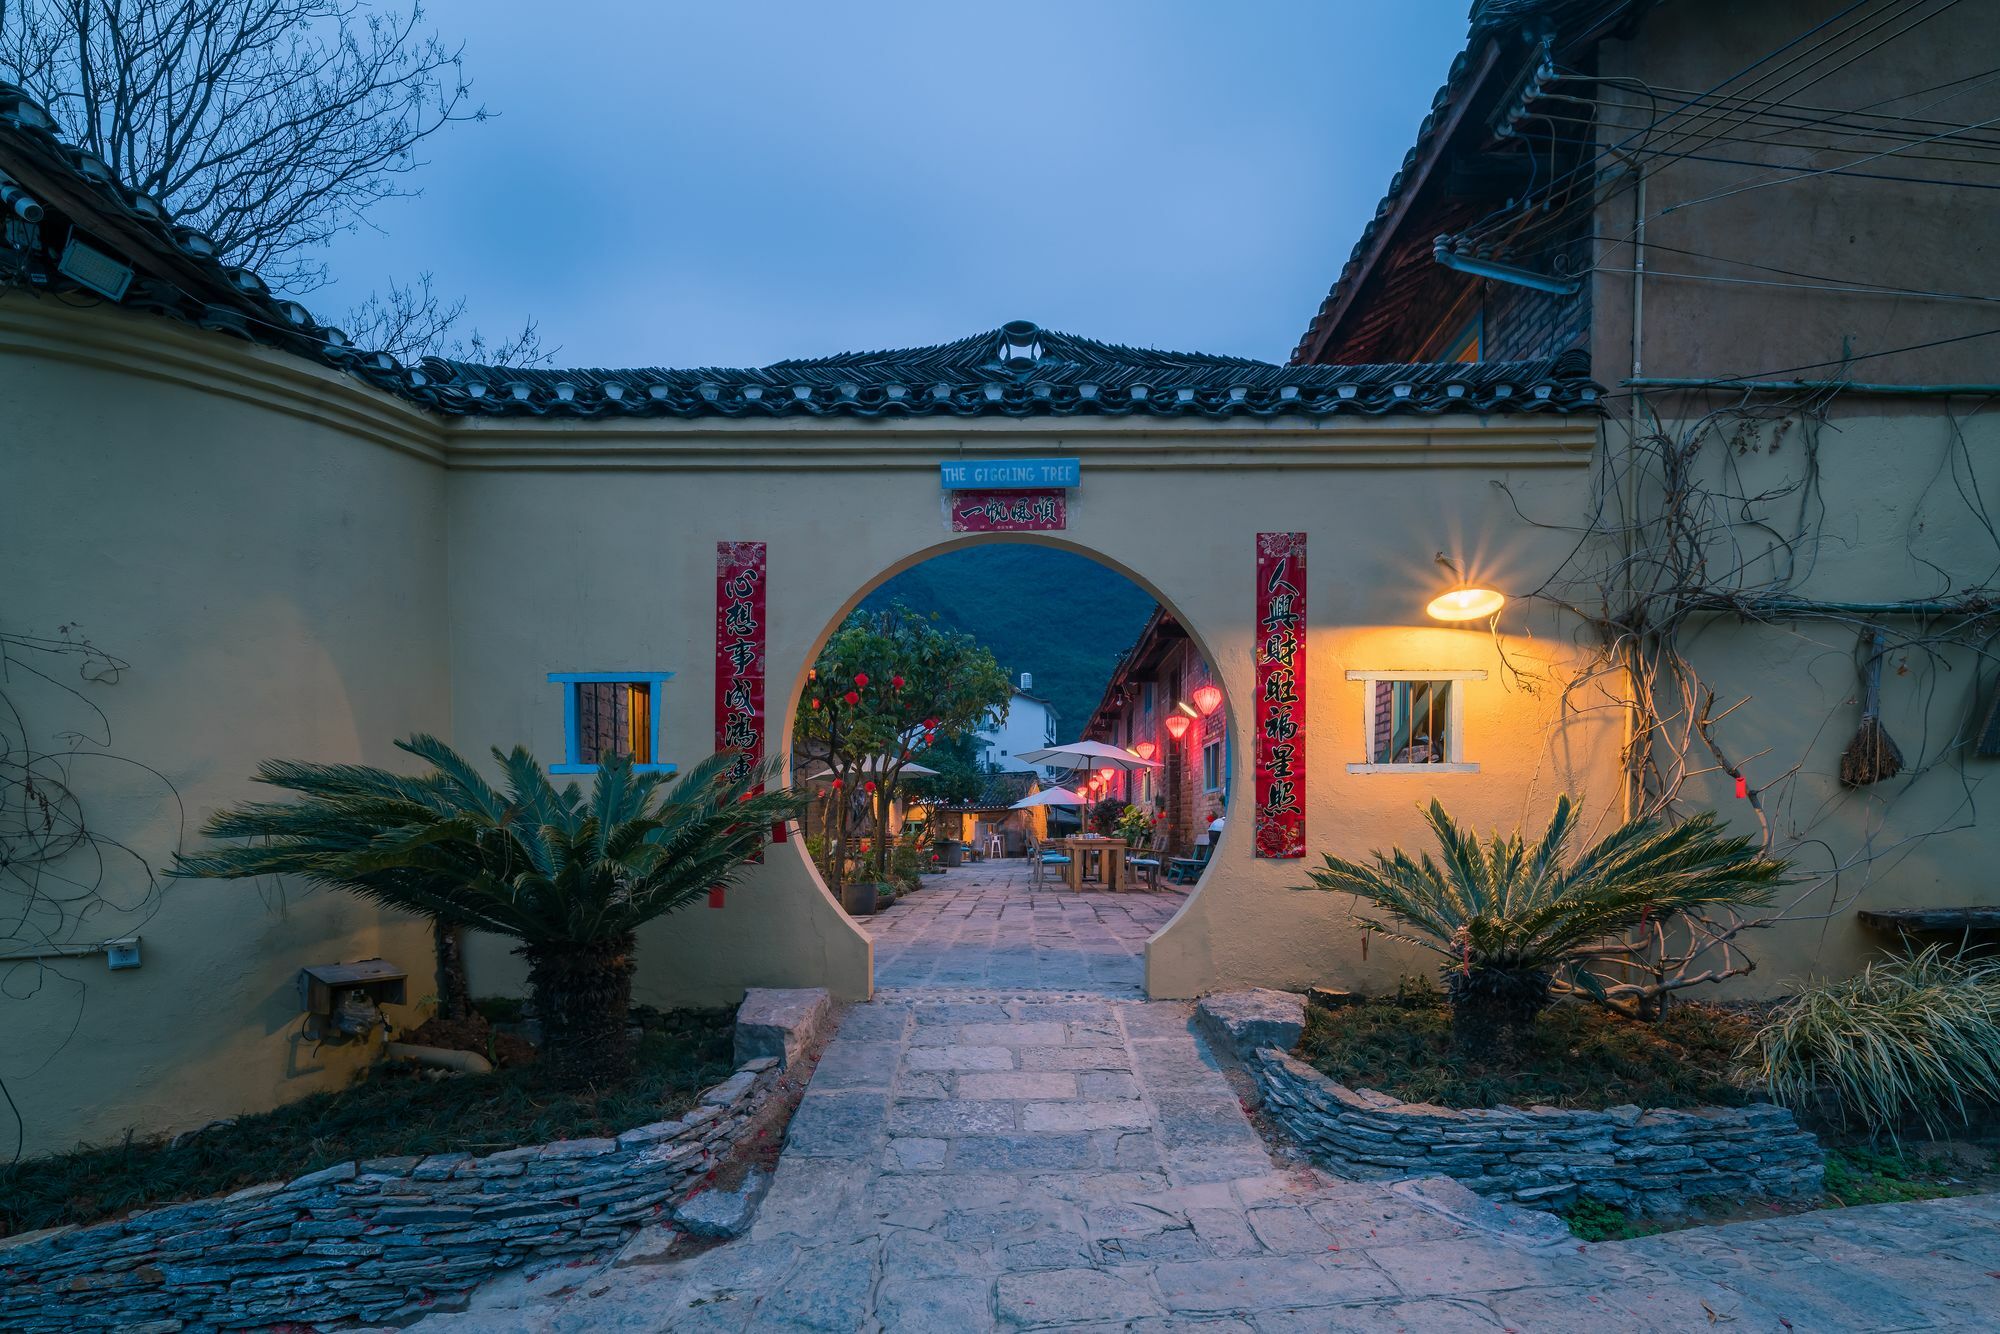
1030, 836, 1072, 888
1166, 839, 1210, 886
1125, 832, 1167, 891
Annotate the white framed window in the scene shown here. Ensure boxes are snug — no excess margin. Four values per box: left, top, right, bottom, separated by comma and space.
1202, 739, 1225, 792
1346, 670, 1484, 774
548, 672, 675, 775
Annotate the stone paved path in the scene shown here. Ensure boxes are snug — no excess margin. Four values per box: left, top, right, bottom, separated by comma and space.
860, 860, 1184, 996
405, 866, 2000, 1331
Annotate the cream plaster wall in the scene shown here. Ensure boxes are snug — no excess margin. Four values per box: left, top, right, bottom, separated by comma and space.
1603, 408, 2000, 989
437, 412, 1619, 1005
0, 304, 448, 1159
0, 299, 1733, 1161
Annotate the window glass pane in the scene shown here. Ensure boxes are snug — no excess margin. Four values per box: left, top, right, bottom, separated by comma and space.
577, 681, 650, 764
1371, 680, 1452, 764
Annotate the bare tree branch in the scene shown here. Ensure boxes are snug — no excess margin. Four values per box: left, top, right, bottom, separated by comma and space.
1, 0, 550, 362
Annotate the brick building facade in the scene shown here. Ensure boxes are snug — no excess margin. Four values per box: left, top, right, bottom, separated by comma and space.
1084, 608, 1227, 858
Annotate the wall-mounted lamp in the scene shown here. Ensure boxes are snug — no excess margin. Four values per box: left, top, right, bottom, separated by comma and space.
1191, 684, 1224, 717
1131, 741, 1157, 761
1425, 586, 1507, 622
1163, 714, 1192, 741
1175, 700, 1198, 719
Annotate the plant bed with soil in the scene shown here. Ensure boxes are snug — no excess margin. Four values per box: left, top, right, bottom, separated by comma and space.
0, 1005, 735, 1236
1296, 983, 1754, 1111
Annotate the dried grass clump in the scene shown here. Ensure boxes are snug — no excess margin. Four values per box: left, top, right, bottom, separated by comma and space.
1746, 946, 2000, 1137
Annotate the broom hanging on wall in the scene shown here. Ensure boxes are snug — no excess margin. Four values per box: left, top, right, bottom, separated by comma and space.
1839, 626, 1903, 786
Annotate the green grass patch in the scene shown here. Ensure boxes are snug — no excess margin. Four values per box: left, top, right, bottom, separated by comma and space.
1296, 983, 1754, 1111
0, 1006, 735, 1236
1820, 1145, 1970, 1207
1561, 1145, 1999, 1241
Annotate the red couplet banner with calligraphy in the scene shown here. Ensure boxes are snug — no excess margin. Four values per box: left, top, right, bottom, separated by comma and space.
1254, 532, 1307, 859
715, 541, 772, 904
949, 489, 1066, 533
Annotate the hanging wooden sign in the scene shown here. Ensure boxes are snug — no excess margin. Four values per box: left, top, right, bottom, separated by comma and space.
1254, 532, 1306, 859
715, 541, 773, 903
949, 489, 1066, 532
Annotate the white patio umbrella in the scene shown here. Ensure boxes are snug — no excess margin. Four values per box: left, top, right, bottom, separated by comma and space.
1009, 783, 1090, 836
802, 755, 939, 781
1015, 740, 1161, 771
1008, 785, 1090, 810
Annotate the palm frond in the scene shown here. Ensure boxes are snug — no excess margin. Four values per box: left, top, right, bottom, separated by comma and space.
1297, 795, 1789, 998
175, 739, 802, 949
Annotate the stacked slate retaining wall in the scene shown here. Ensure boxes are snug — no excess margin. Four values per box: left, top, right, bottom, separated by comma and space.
0, 1057, 780, 1332
1252, 1046, 1824, 1216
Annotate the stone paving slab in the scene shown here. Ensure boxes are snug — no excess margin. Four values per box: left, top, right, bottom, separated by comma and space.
858, 860, 1184, 996
403, 862, 2000, 1331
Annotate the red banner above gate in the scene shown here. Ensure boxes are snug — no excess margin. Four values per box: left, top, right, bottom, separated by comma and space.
949, 489, 1066, 532
1254, 532, 1306, 859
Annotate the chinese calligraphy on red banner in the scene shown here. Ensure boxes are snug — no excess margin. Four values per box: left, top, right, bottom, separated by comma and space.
715, 542, 773, 902
949, 489, 1066, 533
1255, 532, 1306, 859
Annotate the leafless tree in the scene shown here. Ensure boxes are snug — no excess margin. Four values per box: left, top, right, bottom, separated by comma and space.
0, 0, 551, 364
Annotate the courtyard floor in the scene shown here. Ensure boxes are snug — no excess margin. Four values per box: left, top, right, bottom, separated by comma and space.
861, 857, 1184, 996
403, 865, 2000, 1332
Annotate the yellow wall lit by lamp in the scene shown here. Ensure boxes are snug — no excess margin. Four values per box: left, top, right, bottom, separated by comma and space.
1425, 586, 1506, 622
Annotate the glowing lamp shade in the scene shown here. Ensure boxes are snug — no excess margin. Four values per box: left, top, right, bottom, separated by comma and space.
1132, 741, 1157, 761
1097, 767, 1116, 782
1163, 714, 1192, 741
1426, 586, 1507, 622
1191, 684, 1224, 717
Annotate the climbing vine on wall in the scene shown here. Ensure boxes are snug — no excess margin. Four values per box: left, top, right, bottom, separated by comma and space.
0, 625, 182, 1159
1500, 387, 2000, 1016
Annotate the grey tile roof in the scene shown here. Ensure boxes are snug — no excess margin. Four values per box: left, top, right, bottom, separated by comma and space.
417, 323, 1599, 418
1, 80, 1600, 422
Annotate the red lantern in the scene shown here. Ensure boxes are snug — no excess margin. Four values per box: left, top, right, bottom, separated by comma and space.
844, 690, 861, 706
1097, 767, 1116, 783
1163, 715, 1192, 741
854, 672, 869, 688
925, 716, 940, 729
831, 777, 843, 788
891, 675, 905, 689
1192, 684, 1224, 717
1132, 741, 1157, 761
810, 697, 821, 710
864, 780, 877, 793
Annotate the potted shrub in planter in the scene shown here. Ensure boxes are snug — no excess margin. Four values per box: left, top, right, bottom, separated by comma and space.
841, 877, 882, 916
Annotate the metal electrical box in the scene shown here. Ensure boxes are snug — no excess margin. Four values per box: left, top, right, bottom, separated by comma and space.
297, 959, 407, 1041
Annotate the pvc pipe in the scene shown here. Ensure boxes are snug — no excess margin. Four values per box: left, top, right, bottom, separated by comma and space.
384, 1042, 494, 1075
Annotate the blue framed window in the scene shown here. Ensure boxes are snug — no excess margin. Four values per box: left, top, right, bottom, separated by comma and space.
548, 672, 675, 775
1202, 738, 1225, 792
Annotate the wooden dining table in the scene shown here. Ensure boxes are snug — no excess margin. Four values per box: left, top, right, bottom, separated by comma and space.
1062, 836, 1127, 892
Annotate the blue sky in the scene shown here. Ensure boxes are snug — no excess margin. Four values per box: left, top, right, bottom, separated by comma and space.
316, 1, 1469, 369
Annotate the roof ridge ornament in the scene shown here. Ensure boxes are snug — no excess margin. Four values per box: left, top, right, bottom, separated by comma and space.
998, 320, 1044, 373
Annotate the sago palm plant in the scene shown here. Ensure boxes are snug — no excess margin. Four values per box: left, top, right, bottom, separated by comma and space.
1300, 796, 1786, 1048
174, 736, 801, 1086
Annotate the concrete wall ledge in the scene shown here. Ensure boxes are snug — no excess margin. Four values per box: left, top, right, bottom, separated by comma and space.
0, 1020, 789, 1331
1248, 1044, 1824, 1216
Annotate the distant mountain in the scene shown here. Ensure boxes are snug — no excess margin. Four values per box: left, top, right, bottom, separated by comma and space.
859, 545, 1157, 738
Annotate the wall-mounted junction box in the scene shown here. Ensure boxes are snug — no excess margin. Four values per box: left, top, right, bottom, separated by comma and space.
297, 958, 407, 1042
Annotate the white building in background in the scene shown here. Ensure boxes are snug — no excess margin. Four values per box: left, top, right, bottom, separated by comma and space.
976, 674, 1060, 777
